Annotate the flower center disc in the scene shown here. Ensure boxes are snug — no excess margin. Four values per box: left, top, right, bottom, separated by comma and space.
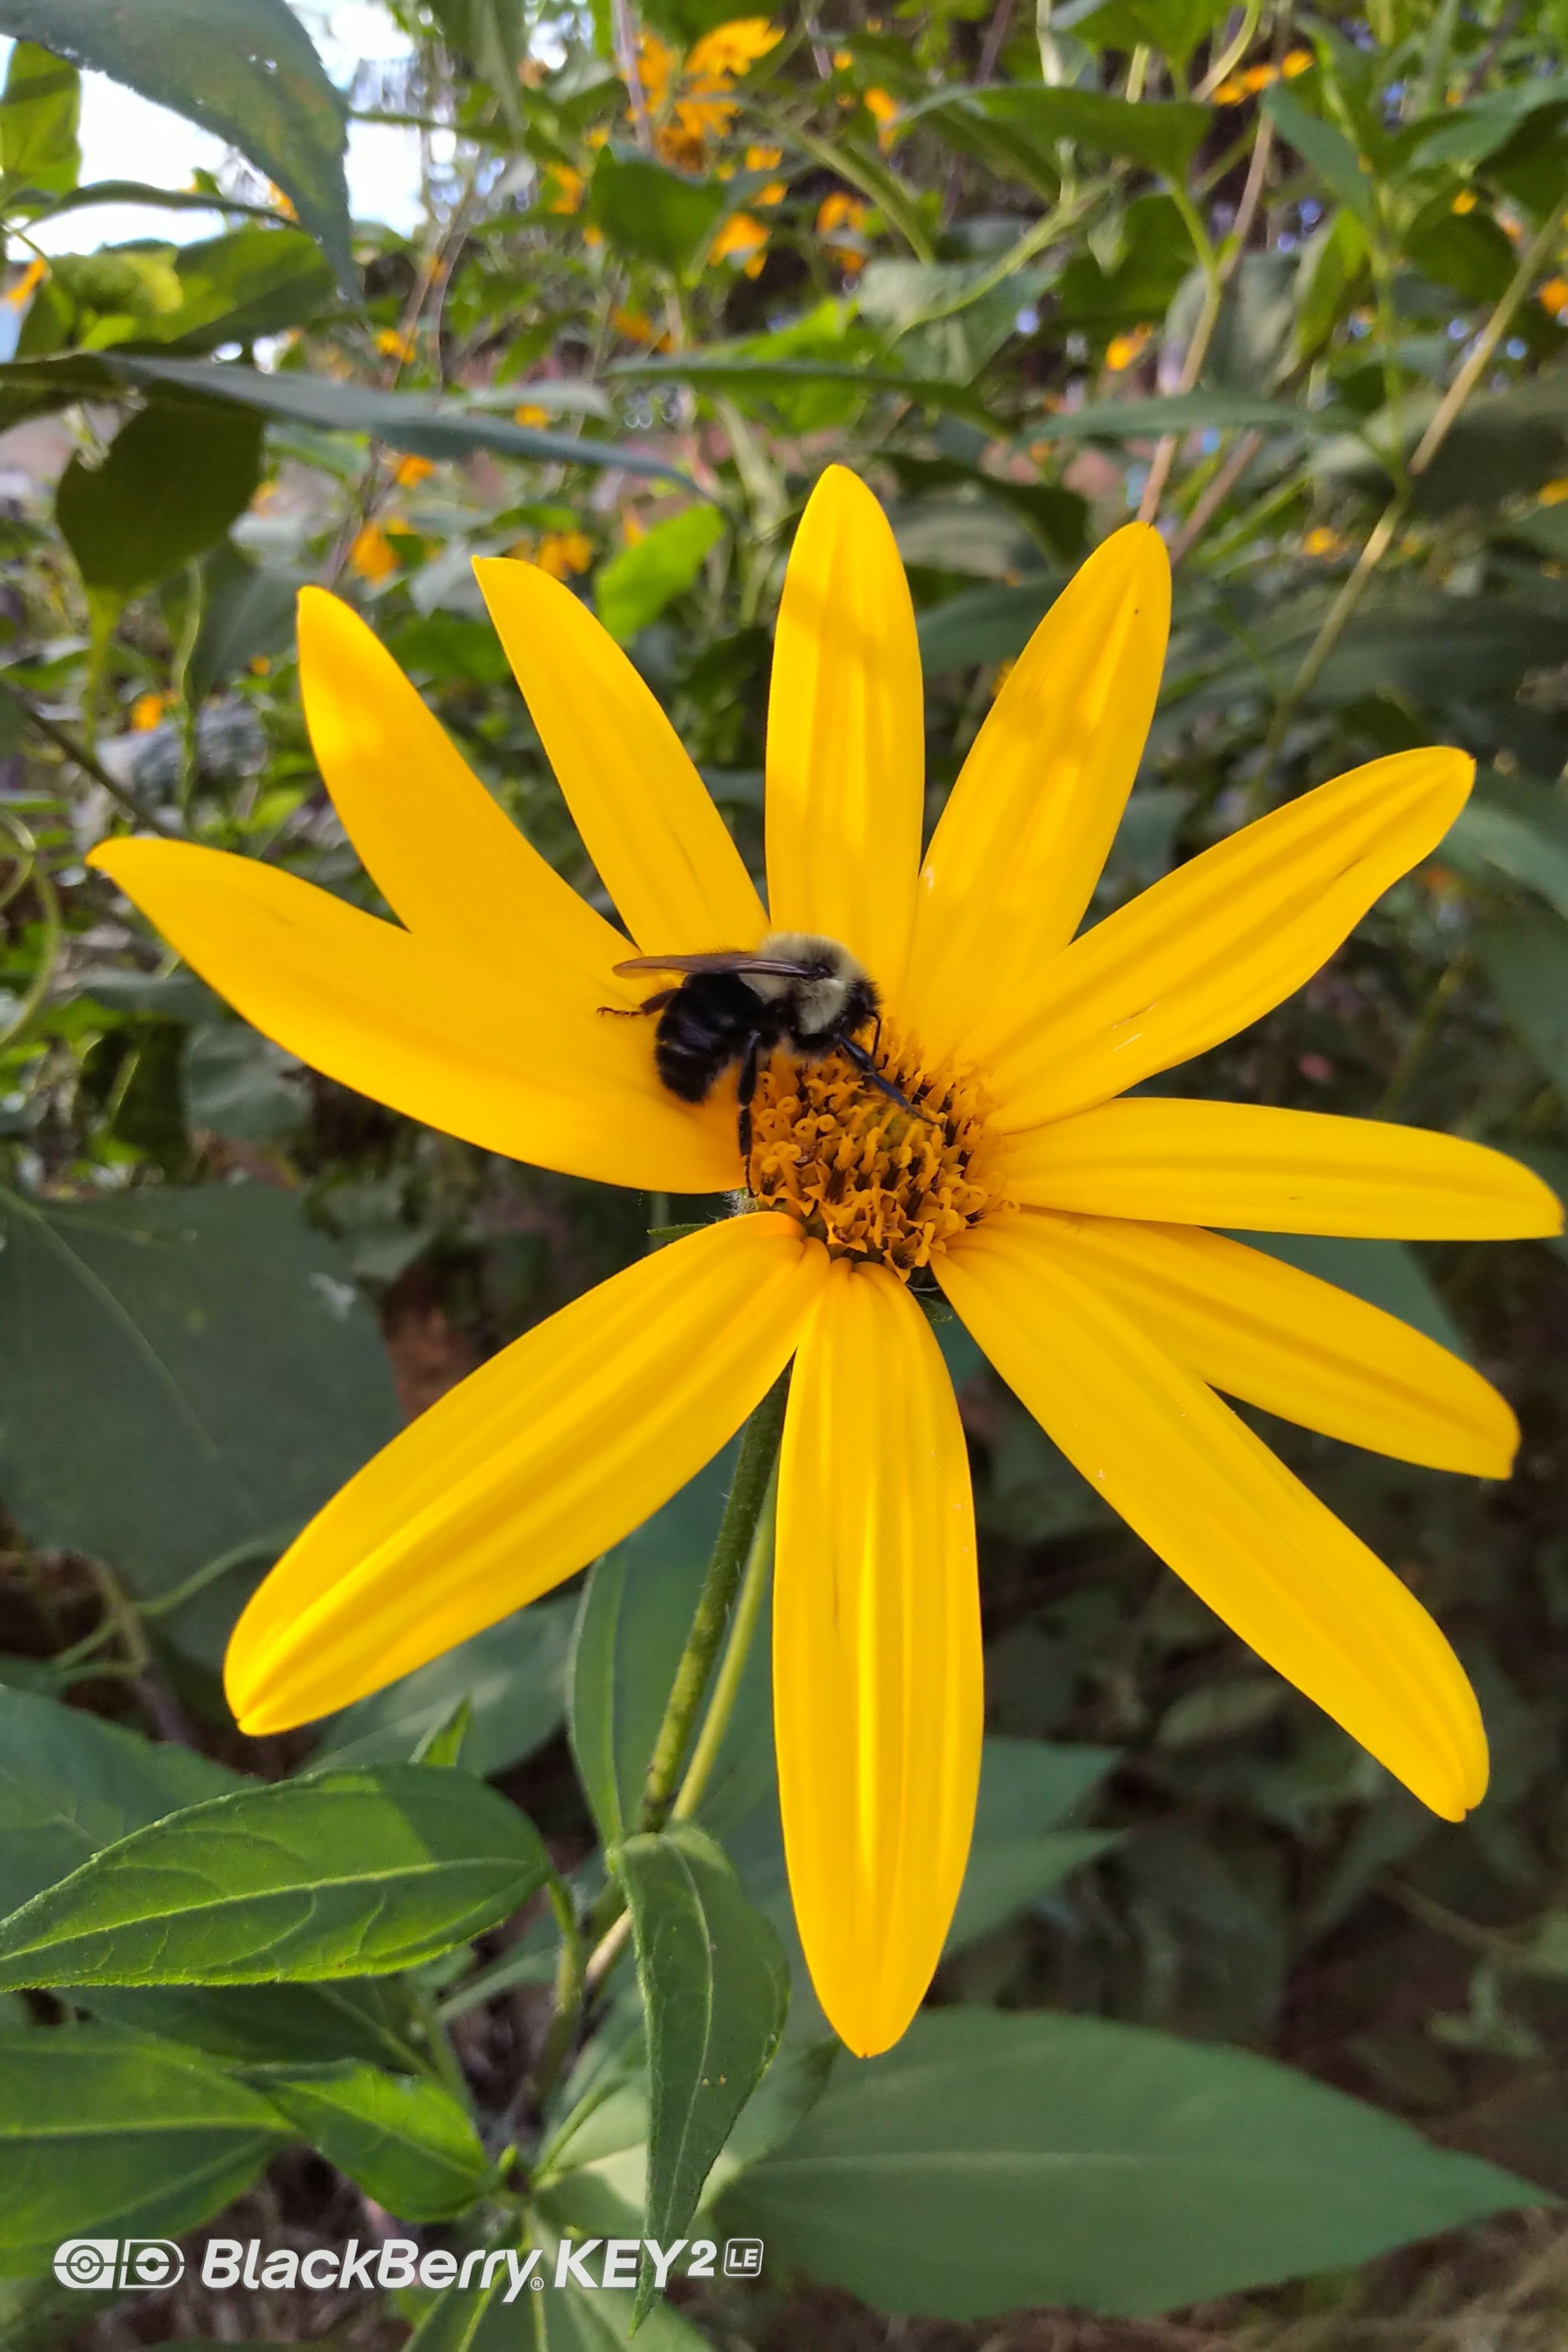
748, 1027, 1005, 1277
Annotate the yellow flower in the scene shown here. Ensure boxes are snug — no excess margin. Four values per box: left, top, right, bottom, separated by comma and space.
1105, 324, 1153, 373
863, 86, 899, 150
745, 144, 783, 170
818, 191, 870, 271
1213, 75, 1247, 103
710, 211, 769, 272
1539, 479, 1568, 504
347, 520, 399, 583
534, 530, 593, 580
88, 470, 1558, 2057
374, 327, 417, 363
513, 403, 550, 427
546, 165, 584, 215
391, 453, 436, 488
1281, 46, 1314, 75
611, 304, 663, 347
129, 691, 170, 732
1540, 275, 1568, 319
687, 18, 781, 79
1303, 525, 1348, 557
2, 256, 46, 308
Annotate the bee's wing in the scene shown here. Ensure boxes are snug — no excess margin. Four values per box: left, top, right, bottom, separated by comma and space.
612, 951, 820, 978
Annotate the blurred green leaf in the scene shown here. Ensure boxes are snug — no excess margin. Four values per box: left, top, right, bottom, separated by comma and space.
0, 40, 79, 202
1031, 388, 1341, 442
242, 2059, 495, 2219
81, 1979, 426, 2072
317, 1596, 575, 1776
945, 1736, 1119, 1955
588, 150, 727, 277
56, 396, 263, 603
188, 544, 303, 698
0, 1763, 551, 1988
0, 0, 353, 290
1444, 770, 1568, 924
921, 86, 1212, 188
1265, 84, 1375, 220
722, 2008, 1541, 2318
607, 351, 1006, 434
1477, 903, 1568, 1094
617, 1821, 789, 2313
596, 504, 724, 643
0, 2022, 283, 2276
0, 1183, 401, 1633
1052, 0, 1230, 66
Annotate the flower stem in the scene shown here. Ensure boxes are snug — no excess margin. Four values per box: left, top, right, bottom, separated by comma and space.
637, 1373, 789, 1834
672, 1463, 777, 1822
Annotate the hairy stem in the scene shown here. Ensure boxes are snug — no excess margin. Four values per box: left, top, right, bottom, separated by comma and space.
672, 1463, 778, 1822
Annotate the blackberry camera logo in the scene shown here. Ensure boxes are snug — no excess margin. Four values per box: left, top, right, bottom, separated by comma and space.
54, 2239, 185, 2292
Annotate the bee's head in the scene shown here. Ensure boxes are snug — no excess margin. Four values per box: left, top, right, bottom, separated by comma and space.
748, 932, 870, 1037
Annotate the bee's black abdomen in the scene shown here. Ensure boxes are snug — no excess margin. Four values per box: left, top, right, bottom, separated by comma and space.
652, 971, 775, 1102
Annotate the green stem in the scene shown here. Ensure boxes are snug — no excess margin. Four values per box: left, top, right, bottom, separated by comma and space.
529, 1873, 589, 2114
672, 1464, 776, 1822
638, 1373, 789, 1833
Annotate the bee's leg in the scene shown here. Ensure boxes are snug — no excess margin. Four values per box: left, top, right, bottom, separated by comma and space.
599, 988, 677, 1019
838, 1034, 924, 1117
736, 1031, 763, 1186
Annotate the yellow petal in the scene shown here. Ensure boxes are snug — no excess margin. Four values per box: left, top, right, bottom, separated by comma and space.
1007, 1098, 1562, 1238
765, 467, 923, 1001
939, 1217, 1487, 1819
227, 1214, 826, 1732
296, 589, 626, 994
903, 523, 1169, 1064
775, 1261, 982, 2056
1016, 1209, 1517, 1477
979, 749, 1474, 1130
86, 839, 739, 1194
473, 554, 767, 955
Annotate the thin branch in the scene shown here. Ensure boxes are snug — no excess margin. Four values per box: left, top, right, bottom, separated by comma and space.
612, 0, 656, 157
5, 687, 178, 837
1168, 427, 1264, 566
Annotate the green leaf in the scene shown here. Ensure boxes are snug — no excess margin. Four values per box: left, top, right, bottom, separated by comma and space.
80, 1979, 427, 2073
150, 224, 335, 351
0, 1183, 401, 1626
617, 1822, 789, 2310
1477, 903, 1568, 1094
1029, 388, 1344, 442
945, 1736, 1118, 1955
916, 577, 1060, 672
607, 353, 1006, 436
1265, 84, 1375, 220
0, 1763, 551, 1989
427, 0, 527, 132
570, 1449, 772, 1845
1051, 0, 1230, 67
0, 40, 79, 202
1443, 770, 1568, 926
318, 1594, 575, 1776
921, 85, 1212, 187
0, 2022, 284, 2277
242, 2059, 494, 2220
0, 1685, 242, 1918
413, 1697, 474, 1769
188, 544, 304, 698
1292, 208, 1368, 362
596, 506, 724, 643
55, 395, 263, 603
721, 2008, 1542, 2319
587, 150, 727, 277
0, 0, 354, 291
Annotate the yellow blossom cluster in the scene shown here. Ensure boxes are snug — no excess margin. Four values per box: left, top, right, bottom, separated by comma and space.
636, 18, 782, 172
1213, 48, 1313, 103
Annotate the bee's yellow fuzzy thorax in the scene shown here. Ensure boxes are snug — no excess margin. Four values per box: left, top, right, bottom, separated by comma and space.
747, 1025, 1008, 1277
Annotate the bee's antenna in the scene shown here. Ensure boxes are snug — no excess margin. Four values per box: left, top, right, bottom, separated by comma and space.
837, 1034, 932, 1122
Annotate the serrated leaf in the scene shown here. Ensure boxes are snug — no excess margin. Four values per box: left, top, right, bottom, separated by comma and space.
0, 0, 353, 290
720, 2008, 1542, 2318
242, 2059, 494, 2219
0, 1763, 550, 1989
0, 2023, 284, 2276
616, 1822, 789, 2311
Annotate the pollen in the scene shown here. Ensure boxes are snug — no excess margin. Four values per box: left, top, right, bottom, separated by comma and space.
748, 1026, 1008, 1277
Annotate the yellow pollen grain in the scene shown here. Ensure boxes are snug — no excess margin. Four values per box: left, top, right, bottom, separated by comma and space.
747, 1026, 1008, 1277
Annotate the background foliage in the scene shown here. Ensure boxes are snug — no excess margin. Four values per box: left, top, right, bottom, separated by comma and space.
3, 0, 1568, 2343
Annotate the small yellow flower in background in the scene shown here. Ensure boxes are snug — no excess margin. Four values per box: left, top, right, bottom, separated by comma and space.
1214, 75, 1246, 102
248, 655, 273, 677
1105, 324, 1153, 373
689, 17, 780, 78
832, 47, 853, 69
2, 256, 46, 308
1451, 188, 1478, 214
1540, 275, 1568, 318
266, 181, 299, 221
1241, 62, 1275, 91
347, 520, 400, 583
391, 453, 436, 489
755, 179, 787, 207
91, 468, 1559, 2057
534, 530, 593, 580
129, 692, 170, 733
374, 327, 417, 363
513, 403, 551, 427
546, 165, 584, 215
622, 508, 648, 547
710, 211, 769, 273
639, 19, 780, 168
1303, 525, 1349, 557
583, 225, 604, 251
611, 304, 663, 347
1539, 478, 1568, 504
818, 191, 871, 271
863, 86, 899, 150
1281, 47, 1313, 75
745, 143, 783, 171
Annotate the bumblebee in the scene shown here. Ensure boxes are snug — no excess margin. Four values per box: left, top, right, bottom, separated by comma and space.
605, 929, 915, 1166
